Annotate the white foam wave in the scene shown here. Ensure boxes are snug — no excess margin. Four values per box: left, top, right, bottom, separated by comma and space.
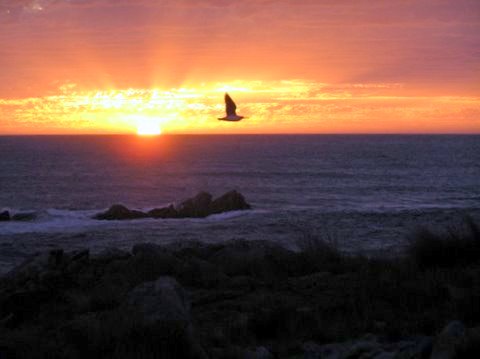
0, 207, 264, 235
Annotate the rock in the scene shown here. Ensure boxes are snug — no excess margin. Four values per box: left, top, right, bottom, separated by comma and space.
38, 269, 65, 288
374, 352, 396, 359
126, 276, 190, 323
5, 249, 61, 285
132, 242, 176, 259
64, 249, 90, 276
148, 204, 178, 218
124, 276, 207, 359
0, 288, 51, 326
11, 212, 36, 221
94, 204, 148, 220
99, 243, 182, 286
211, 240, 294, 279
0, 210, 10, 221
431, 321, 466, 359
92, 247, 131, 262
176, 191, 213, 218
210, 190, 251, 214
302, 337, 390, 359
245, 346, 273, 359
393, 336, 432, 358
416, 336, 434, 357
463, 326, 480, 357
47, 249, 65, 269
226, 275, 257, 291
69, 249, 89, 262
213, 346, 249, 359
302, 341, 338, 359
177, 257, 228, 288
344, 338, 381, 358
288, 271, 332, 292
93, 191, 251, 221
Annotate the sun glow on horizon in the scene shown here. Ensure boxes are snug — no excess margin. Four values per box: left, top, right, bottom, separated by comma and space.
0, 81, 479, 134
136, 118, 162, 136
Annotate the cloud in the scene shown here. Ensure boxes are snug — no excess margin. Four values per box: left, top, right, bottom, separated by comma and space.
0, 0, 479, 100
1, 80, 479, 134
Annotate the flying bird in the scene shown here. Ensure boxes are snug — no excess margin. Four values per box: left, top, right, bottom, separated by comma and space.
218, 93, 244, 121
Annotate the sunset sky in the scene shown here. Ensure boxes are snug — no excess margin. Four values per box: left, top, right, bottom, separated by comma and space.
1, 0, 479, 134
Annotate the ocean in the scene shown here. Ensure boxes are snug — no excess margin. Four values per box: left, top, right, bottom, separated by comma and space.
1, 135, 479, 273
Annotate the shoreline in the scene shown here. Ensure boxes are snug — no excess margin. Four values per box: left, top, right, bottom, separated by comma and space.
1, 207, 479, 276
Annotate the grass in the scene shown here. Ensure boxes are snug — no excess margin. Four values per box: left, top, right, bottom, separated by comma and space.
407, 216, 480, 269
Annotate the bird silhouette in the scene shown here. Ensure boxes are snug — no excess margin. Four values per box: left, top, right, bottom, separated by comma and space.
218, 93, 244, 121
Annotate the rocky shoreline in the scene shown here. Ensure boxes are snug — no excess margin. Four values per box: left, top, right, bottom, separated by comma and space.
1, 225, 480, 358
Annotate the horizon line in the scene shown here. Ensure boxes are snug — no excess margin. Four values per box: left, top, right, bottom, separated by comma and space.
0, 132, 479, 136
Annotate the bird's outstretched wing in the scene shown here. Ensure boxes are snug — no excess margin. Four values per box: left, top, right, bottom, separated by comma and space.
225, 93, 237, 116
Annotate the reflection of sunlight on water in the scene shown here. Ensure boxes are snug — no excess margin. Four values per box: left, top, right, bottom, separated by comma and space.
111, 135, 170, 163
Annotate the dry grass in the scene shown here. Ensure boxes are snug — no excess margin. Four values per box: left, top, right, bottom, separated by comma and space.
407, 216, 480, 269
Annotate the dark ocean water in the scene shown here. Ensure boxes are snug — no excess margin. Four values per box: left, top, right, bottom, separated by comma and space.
1, 135, 479, 272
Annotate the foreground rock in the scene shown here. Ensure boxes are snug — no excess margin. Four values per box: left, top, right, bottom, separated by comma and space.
2, 238, 480, 358
94, 190, 251, 220
121, 277, 208, 359
431, 321, 466, 359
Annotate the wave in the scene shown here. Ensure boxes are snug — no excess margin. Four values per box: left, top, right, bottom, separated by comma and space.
0, 207, 264, 235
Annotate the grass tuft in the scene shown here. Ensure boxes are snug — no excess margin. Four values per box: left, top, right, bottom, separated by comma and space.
407, 216, 480, 269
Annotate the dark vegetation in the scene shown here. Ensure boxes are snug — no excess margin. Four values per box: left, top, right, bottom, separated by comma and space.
0, 217, 480, 358
408, 215, 480, 269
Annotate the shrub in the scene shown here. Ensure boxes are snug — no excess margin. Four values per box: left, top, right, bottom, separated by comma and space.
407, 216, 480, 269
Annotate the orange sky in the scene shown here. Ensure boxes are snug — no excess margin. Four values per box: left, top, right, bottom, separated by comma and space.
1, 0, 479, 134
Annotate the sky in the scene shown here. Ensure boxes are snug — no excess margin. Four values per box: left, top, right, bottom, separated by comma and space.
0, 0, 479, 134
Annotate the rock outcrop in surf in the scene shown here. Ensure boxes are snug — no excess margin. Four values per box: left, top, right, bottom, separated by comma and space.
94, 204, 149, 220
0, 211, 10, 221
0, 211, 36, 222
94, 190, 251, 220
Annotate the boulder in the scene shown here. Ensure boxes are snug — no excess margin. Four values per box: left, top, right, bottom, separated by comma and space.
124, 276, 208, 359
126, 276, 191, 324
176, 191, 213, 218
94, 204, 148, 220
92, 247, 131, 263
99, 243, 183, 285
245, 346, 274, 359
288, 271, 332, 292
148, 204, 178, 218
5, 249, 63, 285
0, 210, 10, 221
64, 249, 90, 277
11, 212, 36, 221
210, 190, 251, 214
210, 240, 294, 279
431, 321, 466, 359
132, 242, 176, 258
176, 257, 228, 288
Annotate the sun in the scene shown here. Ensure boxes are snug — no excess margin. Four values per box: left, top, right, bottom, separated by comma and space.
136, 119, 162, 136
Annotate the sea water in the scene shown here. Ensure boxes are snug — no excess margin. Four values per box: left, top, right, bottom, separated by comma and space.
1, 135, 479, 272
